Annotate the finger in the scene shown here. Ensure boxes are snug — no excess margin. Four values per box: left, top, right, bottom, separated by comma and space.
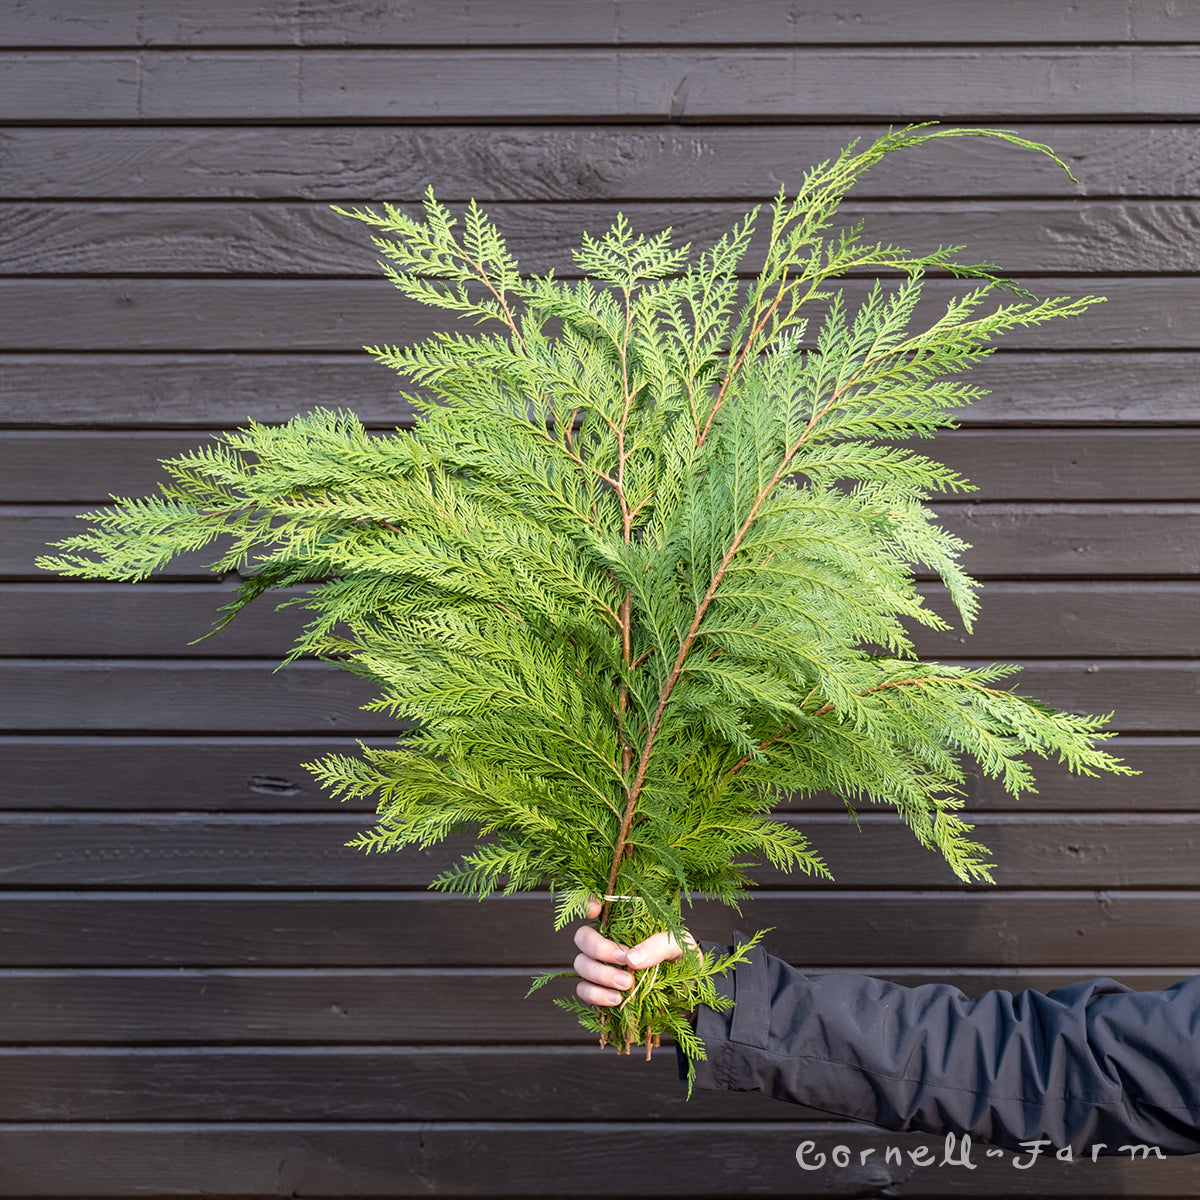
574, 951, 634, 992
576, 978, 624, 1007
585, 898, 602, 920
626, 929, 694, 969
574, 922, 628, 965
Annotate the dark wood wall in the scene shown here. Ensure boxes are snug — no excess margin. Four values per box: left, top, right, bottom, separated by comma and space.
2, 2, 1198, 1196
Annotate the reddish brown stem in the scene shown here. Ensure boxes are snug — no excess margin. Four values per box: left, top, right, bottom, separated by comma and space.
720, 724, 794, 783
601, 341, 886, 905
810, 675, 1005, 717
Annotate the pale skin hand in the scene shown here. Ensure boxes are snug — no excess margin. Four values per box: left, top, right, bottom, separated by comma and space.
573, 898, 696, 1007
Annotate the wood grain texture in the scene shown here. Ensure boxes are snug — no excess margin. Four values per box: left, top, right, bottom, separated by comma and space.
9, 200, 1200, 276
15, 503, 1200, 580
6, 580, 1198, 657
21, 1039, 1200, 1128
939, 503, 1200, 577
0, 734, 1188, 812
6, 429, 1197, 502
0, 812, 1196, 889
5, 49, 1200, 122
0, 967, 591, 1045
5, 10, 1198, 1198
926, 431, 1200, 502
3, 278, 1195, 352
5, 124, 1199, 200
1, 964, 1195, 1046
1, 891, 1197, 966
0, 659, 1191, 733
10, 0, 1200, 47
0, 1123, 1189, 1198
5, 351, 1194, 427
0, 1045, 805, 1123
0, 659, 390, 733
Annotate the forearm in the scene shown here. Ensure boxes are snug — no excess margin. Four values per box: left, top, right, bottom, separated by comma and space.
688, 940, 1200, 1155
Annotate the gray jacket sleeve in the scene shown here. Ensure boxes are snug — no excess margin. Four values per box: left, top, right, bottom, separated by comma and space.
686, 939, 1200, 1155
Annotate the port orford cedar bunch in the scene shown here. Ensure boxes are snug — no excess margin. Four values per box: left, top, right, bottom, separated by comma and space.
39, 127, 1134, 1075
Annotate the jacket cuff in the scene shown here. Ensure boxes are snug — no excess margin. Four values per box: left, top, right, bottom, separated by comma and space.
676, 933, 766, 1090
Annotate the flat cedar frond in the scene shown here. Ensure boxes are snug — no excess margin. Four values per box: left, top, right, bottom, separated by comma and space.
39, 125, 1135, 1065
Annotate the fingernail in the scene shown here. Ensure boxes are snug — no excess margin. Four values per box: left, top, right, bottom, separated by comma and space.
627, 950, 644, 968
617, 973, 634, 989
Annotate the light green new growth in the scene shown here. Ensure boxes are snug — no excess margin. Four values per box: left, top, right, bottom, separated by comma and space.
39, 126, 1134, 1079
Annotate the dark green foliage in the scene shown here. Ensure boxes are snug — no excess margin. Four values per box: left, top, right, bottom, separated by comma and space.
39, 126, 1134, 1076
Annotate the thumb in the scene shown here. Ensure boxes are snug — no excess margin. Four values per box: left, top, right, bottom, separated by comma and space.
626, 929, 693, 970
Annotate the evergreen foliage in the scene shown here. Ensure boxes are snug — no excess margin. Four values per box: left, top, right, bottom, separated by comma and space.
40, 126, 1134, 1079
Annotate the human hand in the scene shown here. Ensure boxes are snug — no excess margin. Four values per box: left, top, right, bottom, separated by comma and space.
572, 898, 696, 1007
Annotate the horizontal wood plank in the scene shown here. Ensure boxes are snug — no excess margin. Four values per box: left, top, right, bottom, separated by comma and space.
0, 1045, 798, 1123
0, 353, 407, 428
6, 581, 1198, 658
0, 1122, 1187, 1197
19, 1039, 1200, 1129
0, 659, 391, 733
1, 964, 1194, 1046
0, 659, 1190, 733
0, 813, 1196, 889
0, 891, 1197, 966
0, 967, 589, 1045
946, 503, 1200, 577
4, 351, 1193, 427
6, 429, 1197, 503
4, 49, 1200, 121
1, 278, 1190, 352
911, 581, 1200, 655
9, 0, 1199, 47
926, 431, 1200, 502
9, 200, 1200, 276
0, 735, 1187, 813
16, 504, 1200, 581
5, 124, 1199, 200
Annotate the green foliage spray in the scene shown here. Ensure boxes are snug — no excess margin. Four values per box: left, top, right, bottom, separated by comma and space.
40, 127, 1134, 1083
